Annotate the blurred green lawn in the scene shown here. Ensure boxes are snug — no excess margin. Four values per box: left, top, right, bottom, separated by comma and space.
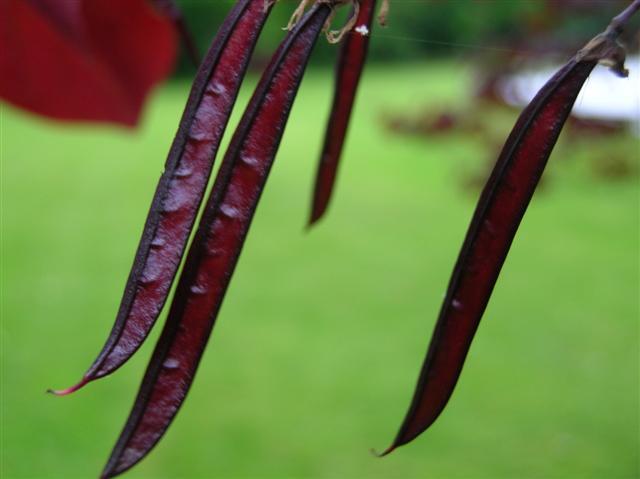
1, 63, 638, 479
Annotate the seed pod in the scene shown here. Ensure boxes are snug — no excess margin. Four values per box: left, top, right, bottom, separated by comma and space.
309, 0, 377, 225
51, 0, 273, 395
382, 7, 636, 454
101, 5, 330, 477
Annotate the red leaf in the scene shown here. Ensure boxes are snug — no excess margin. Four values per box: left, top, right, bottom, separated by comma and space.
0, 0, 177, 127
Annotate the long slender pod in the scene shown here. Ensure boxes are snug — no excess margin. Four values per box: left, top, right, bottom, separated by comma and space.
309, 0, 376, 225
383, 1, 639, 455
101, 5, 331, 477
52, 0, 273, 395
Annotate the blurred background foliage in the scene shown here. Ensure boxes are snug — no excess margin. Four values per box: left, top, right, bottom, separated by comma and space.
173, 0, 635, 73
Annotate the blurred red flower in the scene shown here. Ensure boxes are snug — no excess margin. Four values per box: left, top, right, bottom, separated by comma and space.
0, 0, 177, 127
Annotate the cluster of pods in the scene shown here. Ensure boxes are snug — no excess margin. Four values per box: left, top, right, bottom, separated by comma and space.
50, 0, 639, 477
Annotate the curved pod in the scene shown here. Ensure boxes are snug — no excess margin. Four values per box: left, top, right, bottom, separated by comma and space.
309, 0, 377, 225
54, 0, 273, 394
385, 0, 638, 454
101, 5, 331, 477
385, 58, 598, 453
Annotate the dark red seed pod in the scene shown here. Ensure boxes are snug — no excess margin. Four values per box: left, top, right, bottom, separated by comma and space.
309, 0, 377, 225
383, 59, 596, 455
382, 6, 637, 452
52, 0, 272, 395
100, 5, 330, 477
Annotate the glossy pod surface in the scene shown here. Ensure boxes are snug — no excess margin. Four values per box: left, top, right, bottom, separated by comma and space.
55, 0, 273, 394
386, 59, 597, 453
101, 5, 331, 477
309, 0, 376, 225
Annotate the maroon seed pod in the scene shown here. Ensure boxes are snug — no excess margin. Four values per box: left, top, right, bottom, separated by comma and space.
51, 0, 273, 395
382, 1, 638, 455
100, 4, 331, 477
309, 0, 377, 225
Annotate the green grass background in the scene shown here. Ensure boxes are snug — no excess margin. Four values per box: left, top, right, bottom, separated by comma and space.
1, 63, 638, 478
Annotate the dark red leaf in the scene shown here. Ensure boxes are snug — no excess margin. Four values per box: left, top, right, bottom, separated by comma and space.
0, 0, 177, 126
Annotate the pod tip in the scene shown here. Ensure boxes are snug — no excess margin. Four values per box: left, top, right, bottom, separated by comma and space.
307, 210, 324, 229
370, 445, 395, 458
99, 469, 114, 479
47, 376, 89, 396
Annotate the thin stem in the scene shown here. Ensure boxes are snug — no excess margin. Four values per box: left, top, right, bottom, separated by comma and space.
610, 0, 640, 35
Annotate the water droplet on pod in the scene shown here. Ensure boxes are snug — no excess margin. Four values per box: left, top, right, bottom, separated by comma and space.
174, 164, 193, 178
163, 358, 180, 370
207, 82, 226, 95
240, 155, 259, 168
188, 129, 211, 142
150, 237, 166, 248
220, 204, 240, 219
140, 272, 158, 285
